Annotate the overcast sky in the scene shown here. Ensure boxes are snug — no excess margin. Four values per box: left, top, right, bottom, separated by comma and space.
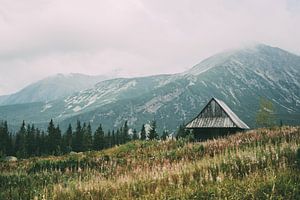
0, 0, 300, 95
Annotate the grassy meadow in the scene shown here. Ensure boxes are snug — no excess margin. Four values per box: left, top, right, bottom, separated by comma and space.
1, 126, 300, 199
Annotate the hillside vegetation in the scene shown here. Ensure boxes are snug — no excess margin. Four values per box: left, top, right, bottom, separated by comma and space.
1, 126, 300, 199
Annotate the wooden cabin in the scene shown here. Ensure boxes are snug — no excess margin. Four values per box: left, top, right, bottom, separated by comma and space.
185, 98, 249, 140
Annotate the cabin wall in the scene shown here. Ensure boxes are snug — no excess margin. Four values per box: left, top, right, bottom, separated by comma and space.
191, 128, 243, 141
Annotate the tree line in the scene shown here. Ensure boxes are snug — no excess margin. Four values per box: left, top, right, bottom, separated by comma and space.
0, 119, 190, 159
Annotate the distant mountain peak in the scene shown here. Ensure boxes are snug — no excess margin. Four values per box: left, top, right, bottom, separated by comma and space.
185, 44, 299, 76
0, 44, 299, 132
0, 73, 114, 105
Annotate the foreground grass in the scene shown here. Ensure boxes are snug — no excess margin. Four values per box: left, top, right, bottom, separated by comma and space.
1, 126, 300, 199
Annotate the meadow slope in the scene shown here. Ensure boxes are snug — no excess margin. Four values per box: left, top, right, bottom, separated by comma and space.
1, 126, 300, 199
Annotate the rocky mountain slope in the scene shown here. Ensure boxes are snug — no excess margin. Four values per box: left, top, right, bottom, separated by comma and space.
0, 44, 299, 132
0, 73, 111, 105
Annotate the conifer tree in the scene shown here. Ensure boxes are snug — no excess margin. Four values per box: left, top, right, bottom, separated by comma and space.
63, 124, 73, 153
47, 119, 62, 155
35, 129, 41, 156
47, 119, 56, 154
132, 129, 138, 140
105, 130, 111, 148
54, 125, 62, 155
148, 120, 158, 140
140, 124, 147, 140
40, 131, 47, 155
26, 124, 36, 156
0, 121, 10, 156
83, 123, 93, 151
176, 124, 188, 139
116, 129, 121, 145
7, 132, 14, 156
15, 121, 27, 158
111, 130, 116, 147
161, 130, 169, 140
73, 120, 83, 152
93, 124, 105, 150
122, 121, 130, 143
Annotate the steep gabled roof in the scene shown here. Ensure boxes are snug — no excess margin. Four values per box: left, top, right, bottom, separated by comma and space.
186, 98, 250, 129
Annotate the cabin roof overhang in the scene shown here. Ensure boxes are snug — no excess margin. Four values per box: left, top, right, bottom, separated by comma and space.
185, 98, 250, 130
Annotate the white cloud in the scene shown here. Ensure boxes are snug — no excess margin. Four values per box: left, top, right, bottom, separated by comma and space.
0, 0, 300, 94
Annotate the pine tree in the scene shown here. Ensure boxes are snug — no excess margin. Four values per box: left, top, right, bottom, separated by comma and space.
148, 120, 158, 140
83, 123, 93, 151
73, 120, 83, 152
132, 129, 138, 140
7, 132, 14, 156
105, 130, 111, 148
63, 124, 73, 153
93, 124, 105, 150
40, 131, 47, 155
15, 121, 27, 158
26, 124, 36, 156
47, 119, 56, 154
161, 130, 169, 140
0, 121, 10, 156
116, 129, 121, 145
81, 122, 87, 151
35, 129, 41, 156
47, 119, 62, 155
122, 121, 130, 143
111, 130, 116, 147
54, 125, 62, 155
176, 124, 188, 139
140, 124, 147, 140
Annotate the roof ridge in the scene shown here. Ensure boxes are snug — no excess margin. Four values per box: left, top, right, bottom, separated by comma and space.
185, 97, 250, 129
213, 98, 250, 129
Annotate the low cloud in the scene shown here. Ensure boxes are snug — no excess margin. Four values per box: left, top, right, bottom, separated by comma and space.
0, 0, 300, 94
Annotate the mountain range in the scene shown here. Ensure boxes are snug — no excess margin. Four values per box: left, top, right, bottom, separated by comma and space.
0, 44, 299, 132
0, 73, 111, 105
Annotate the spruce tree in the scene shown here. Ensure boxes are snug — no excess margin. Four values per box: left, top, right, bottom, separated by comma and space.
105, 130, 111, 148
63, 124, 73, 153
161, 130, 169, 140
40, 131, 47, 155
148, 120, 158, 140
7, 132, 14, 156
132, 129, 138, 140
116, 129, 121, 145
73, 120, 83, 152
0, 121, 10, 156
81, 123, 87, 151
47, 119, 56, 154
93, 124, 105, 150
83, 123, 93, 151
26, 124, 36, 156
111, 130, 116, 147
54, 125, 62, 155
15, 121, 27, 158
122, 121, 130, 143
35, 129, 41, 156
176, 124, 188, 139
140, 124, 147, 140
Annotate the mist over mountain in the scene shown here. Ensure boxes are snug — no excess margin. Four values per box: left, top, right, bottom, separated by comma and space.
0, 44, 299, 132
0, 73, 112, 105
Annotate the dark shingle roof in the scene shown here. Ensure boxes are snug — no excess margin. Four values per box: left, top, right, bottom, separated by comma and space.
186, 98, 250, 129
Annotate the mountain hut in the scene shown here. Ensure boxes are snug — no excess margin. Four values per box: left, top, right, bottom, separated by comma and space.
185, 98, 250, 140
